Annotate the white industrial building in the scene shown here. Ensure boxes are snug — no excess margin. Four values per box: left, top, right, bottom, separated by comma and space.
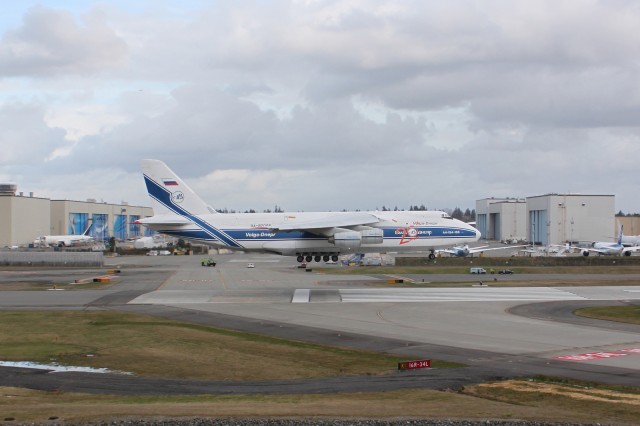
0, 183, 152, 247
475, 198, 527, 242
477, 194, 615, 246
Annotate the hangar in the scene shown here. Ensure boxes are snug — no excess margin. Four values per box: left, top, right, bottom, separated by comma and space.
0, 183, 152, 247
476, 194, 615, 246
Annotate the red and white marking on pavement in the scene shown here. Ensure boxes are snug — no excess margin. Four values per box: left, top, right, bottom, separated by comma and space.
553, 348, 640, 362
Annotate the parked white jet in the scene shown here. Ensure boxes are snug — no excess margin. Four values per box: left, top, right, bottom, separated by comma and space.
35, 224, 94, 247
575, 226, 640, 256
437, 244, 527, 257
137, 160, 481, 262
621, 234, 640, 247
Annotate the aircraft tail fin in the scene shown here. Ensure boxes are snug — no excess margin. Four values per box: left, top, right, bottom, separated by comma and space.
618, 224, 624, 245
141, 159, 216, 216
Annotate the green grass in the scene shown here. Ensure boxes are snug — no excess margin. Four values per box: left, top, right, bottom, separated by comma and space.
574, 305, 640, 325
0, 311, 461, 381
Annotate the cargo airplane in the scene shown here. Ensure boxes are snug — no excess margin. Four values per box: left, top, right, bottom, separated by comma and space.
137, 159, 481, 262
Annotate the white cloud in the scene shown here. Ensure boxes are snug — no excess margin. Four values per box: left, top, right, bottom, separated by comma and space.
2, 1, 640, 213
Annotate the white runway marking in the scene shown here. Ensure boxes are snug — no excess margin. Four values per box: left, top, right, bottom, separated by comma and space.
337, 287, 586, 303
292, 289, 310, 303
129, 286, 640, 305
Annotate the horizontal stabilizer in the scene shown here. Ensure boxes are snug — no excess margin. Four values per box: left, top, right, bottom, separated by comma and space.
136, 215, 192, 226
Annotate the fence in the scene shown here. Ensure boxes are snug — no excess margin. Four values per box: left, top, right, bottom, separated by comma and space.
0, 252, 104, 267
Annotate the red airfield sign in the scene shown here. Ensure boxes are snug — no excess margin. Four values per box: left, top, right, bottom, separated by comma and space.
398, 359, 431, 370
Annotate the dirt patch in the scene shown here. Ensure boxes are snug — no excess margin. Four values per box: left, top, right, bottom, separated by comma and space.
477, 380, 640, 406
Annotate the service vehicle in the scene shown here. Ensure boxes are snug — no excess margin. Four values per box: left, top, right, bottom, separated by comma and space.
201, 257, 216, 267
469, 267, 487, 274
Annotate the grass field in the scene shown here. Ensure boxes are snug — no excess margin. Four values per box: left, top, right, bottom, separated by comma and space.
0, 312, 639, 424
574, 305, 640, 325
1, 377, 638, 424
0, 311, 461, 380
315, 264, 640, 275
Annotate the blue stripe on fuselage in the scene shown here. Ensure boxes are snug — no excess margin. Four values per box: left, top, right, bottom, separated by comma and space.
144, 175, 243, 248
144, 175, 476, 246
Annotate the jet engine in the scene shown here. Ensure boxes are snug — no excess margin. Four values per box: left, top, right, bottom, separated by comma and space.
329, 229, 383, 248
329, 231, 362, 248
360, 229, 383, 244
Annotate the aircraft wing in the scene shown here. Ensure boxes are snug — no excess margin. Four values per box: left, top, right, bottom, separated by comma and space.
468, 244, 527, 254
435, 248, 459, 255
270, 212, 380, 233
465, 245, 490, 254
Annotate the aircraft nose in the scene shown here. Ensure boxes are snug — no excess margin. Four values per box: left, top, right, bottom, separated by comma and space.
475, 228, 481, 240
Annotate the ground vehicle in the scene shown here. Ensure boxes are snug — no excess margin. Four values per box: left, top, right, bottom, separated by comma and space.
498, 269, 514, 274
201, 257, 216, 267
469, 267, 487, 274
247, 263, 255, 268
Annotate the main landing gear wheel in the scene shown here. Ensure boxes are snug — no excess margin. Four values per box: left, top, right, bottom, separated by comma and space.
322, 255, 329, 262
331, 255, 339, 262
296, 255, 304, 263
305, 255, 313, 262
314, 255, 321, 262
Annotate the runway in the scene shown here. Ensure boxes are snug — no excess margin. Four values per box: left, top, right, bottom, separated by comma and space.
1, 252, 639, 394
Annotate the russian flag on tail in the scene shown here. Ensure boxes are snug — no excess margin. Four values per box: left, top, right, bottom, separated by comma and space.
163, 179, 179, 186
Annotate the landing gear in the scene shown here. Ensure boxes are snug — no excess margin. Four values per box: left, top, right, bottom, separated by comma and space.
428, 250, 436, 260
296, 253, 340, 263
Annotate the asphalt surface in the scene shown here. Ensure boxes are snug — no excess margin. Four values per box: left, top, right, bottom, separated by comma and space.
0, 254, 639, 395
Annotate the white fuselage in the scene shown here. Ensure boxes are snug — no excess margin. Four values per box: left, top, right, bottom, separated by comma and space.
592, 242, 624, 255
141, 210, 480, 256
35, 235, 93, 247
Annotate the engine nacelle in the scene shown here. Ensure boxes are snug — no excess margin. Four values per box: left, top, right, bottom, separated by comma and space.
329, 231, 362, 249
360, 229, 383, 244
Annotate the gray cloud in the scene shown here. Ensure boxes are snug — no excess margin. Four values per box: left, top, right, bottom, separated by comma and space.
0, 6, 127, 77
2, 1, 640, 213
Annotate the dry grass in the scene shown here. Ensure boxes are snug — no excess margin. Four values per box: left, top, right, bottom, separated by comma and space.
2, 380, 640, 424
464, 378, 640, 425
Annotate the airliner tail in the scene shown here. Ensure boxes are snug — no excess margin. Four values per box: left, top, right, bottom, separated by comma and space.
141, 159, 215, 216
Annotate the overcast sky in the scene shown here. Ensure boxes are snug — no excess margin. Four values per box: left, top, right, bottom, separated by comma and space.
2, 0, 639, 213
